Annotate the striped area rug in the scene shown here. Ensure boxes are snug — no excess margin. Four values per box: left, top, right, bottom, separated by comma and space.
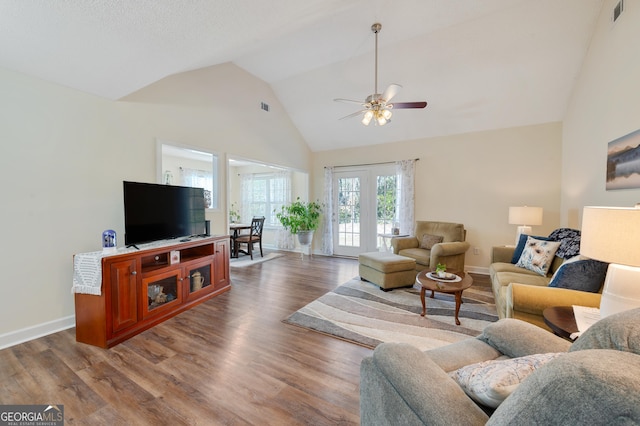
283, 276, 498, 350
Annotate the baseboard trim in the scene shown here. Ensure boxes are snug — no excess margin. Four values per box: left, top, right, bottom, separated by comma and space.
465, 265, 489, 275
0, 315, 75, 350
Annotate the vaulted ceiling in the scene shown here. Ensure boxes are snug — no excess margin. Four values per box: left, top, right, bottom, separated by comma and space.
0, 0, 605, 151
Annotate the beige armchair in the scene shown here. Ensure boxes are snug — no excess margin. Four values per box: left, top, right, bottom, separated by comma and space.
391, 221, 470, 272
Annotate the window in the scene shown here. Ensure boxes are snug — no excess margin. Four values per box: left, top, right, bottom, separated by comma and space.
241, 172, 291, 226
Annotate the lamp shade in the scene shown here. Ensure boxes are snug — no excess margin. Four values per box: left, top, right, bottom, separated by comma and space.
508, 206, 543, 226
580, 206, 640, 267
581, 206, 640, 318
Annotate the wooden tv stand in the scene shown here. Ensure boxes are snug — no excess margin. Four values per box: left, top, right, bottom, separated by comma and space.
74, 236, 230, 348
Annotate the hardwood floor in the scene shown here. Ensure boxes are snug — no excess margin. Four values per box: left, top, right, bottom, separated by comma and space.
0, 252, 368, 425
0, 251, 491, 425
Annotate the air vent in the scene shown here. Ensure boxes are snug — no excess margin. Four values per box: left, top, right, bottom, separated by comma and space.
613, 0, 624, 22
260, 102, 270, 112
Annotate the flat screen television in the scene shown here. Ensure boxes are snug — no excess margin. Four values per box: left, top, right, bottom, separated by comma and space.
123, 181, 206, 246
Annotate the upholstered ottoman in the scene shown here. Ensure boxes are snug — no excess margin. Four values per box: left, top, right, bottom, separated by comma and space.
359, 252, 417, 291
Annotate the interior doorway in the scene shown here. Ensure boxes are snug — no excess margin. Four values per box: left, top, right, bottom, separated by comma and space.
227, 156, 309, 250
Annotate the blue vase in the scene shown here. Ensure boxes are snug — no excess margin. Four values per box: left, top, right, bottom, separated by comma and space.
102, 230, 117, 251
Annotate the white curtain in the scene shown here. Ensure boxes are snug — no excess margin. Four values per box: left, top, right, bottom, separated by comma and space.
321, 166, 334, 255
180, 167, 214, 208
274, 171, 295, 249
395, 159, 416, 236
240, 173, 254, 224
274, 170, 292, 210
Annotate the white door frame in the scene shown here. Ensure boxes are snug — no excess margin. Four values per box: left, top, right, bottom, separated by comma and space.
331, 164, 396, 256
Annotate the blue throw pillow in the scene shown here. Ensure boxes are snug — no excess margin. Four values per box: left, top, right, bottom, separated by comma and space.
511, 234, 553, 264
548, 257, 608, 293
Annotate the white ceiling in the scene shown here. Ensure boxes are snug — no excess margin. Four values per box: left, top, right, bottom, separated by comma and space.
0, 0, 605, 151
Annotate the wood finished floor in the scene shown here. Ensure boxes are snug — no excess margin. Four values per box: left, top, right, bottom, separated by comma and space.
0, 252, 490, 425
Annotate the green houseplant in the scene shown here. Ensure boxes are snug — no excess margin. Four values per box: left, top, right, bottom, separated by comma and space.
276, 198, 322, 235
229, 202, 241, 223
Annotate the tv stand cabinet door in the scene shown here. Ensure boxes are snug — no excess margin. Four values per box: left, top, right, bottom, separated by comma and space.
214, 238, 230, 288
108, 258, 139, 335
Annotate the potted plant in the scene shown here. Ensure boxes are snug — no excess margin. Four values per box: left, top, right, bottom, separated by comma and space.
435, 263, 447, 278
229, 202, 241, 223
276, 198, 322, 245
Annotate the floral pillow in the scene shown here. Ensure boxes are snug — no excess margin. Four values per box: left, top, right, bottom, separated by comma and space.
450, 353, 565, 408
515, 236, 561, 276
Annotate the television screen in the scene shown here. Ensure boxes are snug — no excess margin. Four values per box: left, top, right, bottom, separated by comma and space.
123, 181, 206, 245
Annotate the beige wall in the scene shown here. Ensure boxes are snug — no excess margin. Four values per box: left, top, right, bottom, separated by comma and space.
0, 63, 311, 343
312, 122, 563, 270
561, 0, 640, 226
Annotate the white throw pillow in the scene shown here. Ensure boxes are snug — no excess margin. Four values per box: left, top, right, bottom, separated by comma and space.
515, 236, 561, 276
449, 352, 564, 408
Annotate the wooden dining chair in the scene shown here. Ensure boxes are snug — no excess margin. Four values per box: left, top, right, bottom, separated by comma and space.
234, 216, 265, 260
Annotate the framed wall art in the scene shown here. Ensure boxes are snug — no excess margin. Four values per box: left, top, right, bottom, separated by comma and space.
606, 128, 640, 190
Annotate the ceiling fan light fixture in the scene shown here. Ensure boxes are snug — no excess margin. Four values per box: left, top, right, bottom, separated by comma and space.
362, 110, 374, 125
335, 22, 427, 126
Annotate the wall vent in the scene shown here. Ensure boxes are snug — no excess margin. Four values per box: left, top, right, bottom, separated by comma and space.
260, 102, 270, 112
613, 0, 624, 22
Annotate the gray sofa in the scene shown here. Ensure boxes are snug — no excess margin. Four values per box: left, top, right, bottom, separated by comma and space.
360, 308, 640, 425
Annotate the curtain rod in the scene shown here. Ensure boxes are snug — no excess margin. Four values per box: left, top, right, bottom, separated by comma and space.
325, 158, 419, 169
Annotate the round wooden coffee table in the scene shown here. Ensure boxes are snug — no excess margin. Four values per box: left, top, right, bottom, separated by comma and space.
543, 306, 578, 340
415, 270, 473, 325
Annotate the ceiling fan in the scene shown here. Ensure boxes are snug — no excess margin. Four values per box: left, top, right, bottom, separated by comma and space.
334, 23, 427, 126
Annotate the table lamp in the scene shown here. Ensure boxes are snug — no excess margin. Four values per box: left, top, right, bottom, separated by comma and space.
508, 206, 543, 245
580, 206, 640, 318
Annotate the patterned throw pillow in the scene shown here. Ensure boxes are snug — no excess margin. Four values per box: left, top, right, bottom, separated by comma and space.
449, 353, 565, 408
548, 228, 581, 259
420, 234, 443, 250
510, 234, 553, 264
515, 237, 561, 276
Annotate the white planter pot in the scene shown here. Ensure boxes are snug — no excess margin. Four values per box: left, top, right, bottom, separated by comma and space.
297, 230, 314, 246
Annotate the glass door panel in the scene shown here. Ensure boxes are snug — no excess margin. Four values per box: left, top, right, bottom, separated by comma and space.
333, 171, 368, 256
189, 265, 211, 293
185, 258, 215, 301
338, 176, 360, 247
142, 269, 182, 318
376, 172, 398, 249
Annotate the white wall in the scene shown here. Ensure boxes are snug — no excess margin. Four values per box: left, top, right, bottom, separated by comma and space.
312, 122, 563, 269
562, 0, 640, 226
0, 63, 311, 345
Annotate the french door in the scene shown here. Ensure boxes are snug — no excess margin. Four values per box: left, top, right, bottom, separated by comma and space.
332, 165, 397, 257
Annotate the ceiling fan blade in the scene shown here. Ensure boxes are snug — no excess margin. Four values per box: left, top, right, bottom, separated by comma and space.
381, 84, 402, 102
334, 98, 366, 105
339, 110, 367, 120
391, 101, 427, 109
